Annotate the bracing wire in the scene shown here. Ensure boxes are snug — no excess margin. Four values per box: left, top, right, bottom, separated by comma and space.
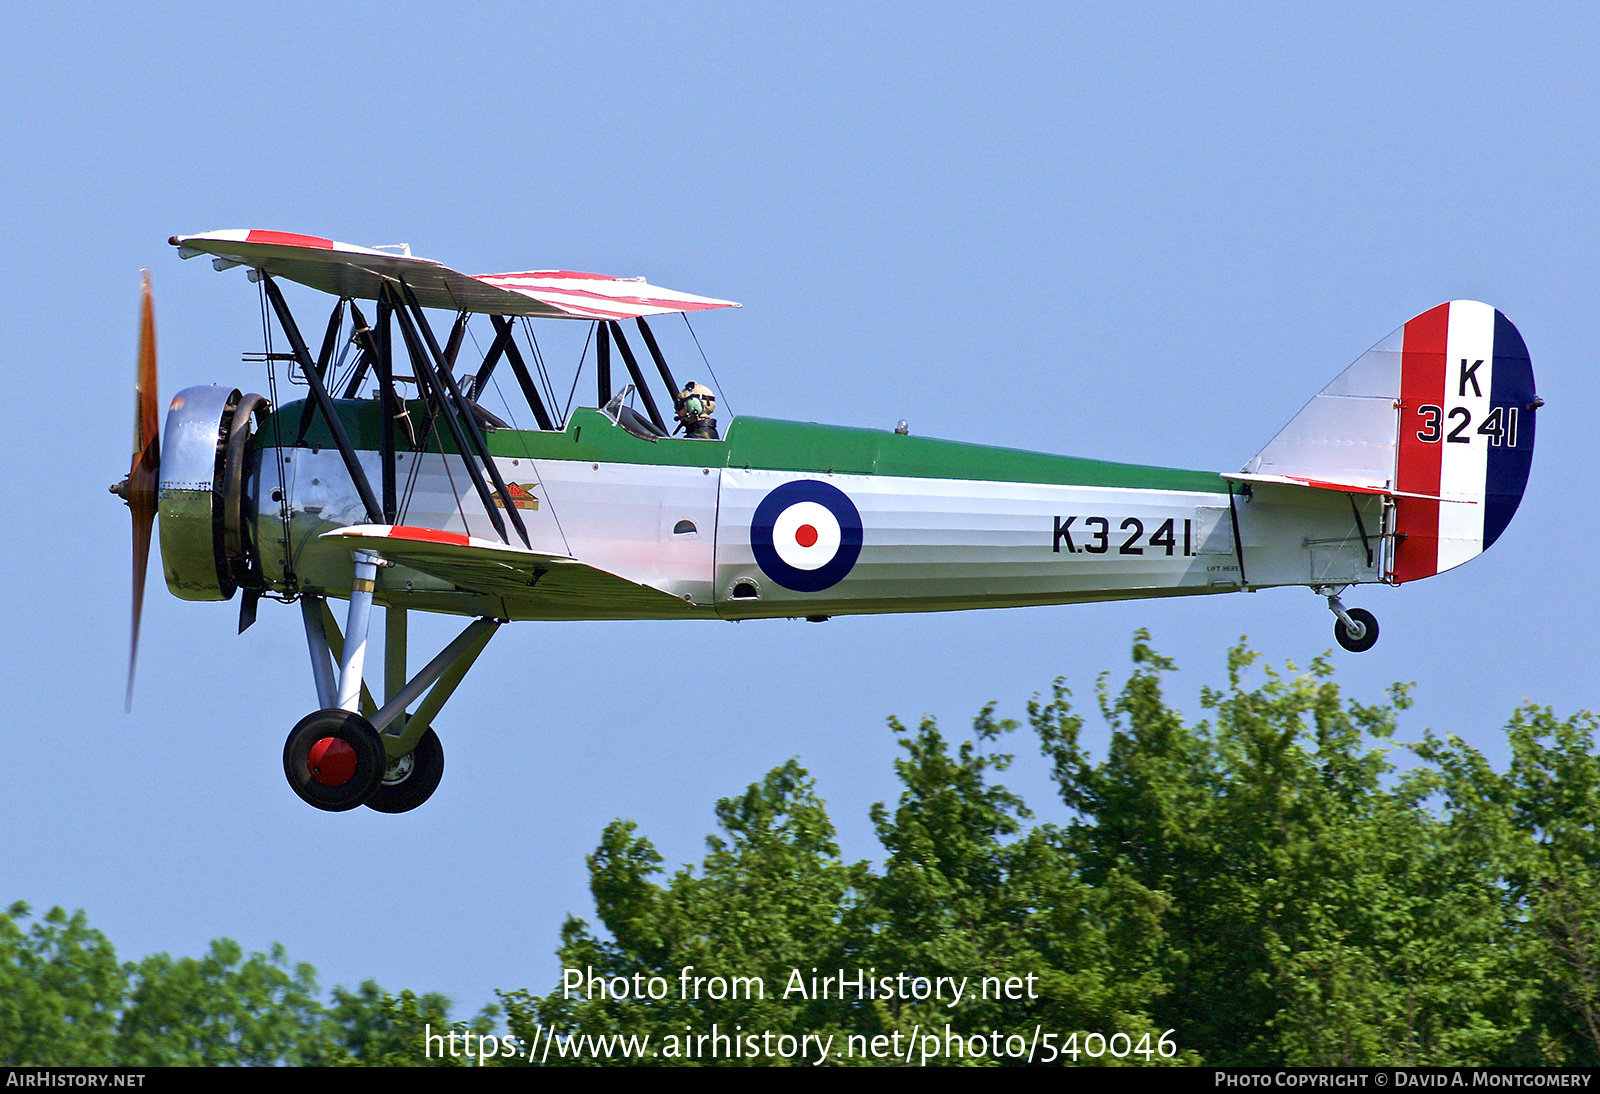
681, 313, 730, 416
468, 321, 537, 441
326, 307, 354, 394
520, 317, 561, 417
464, 322, 485, 400
562, 322, 595, 426
397, 371, 436, 524
467, 320, 572, 553
398, 439, 427, 524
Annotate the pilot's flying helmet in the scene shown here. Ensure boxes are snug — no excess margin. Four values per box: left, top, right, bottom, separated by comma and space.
675, 382, 715, 420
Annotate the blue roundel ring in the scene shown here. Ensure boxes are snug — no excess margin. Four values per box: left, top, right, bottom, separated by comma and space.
750, 479, 864, 593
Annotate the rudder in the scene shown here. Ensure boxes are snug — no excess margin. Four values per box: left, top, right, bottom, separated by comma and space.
1242, 301, 1538, 583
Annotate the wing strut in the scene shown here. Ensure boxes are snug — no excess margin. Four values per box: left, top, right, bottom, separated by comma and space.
443, 311, 469, 370
261, 276, 384, 525
295, 299, 347, 445
385, 281, 503, 538
387, 280, 531, 548
596, 321, 612, 406
347, 300, 400, 522
607, 321, 668, 434
399, 285, 529, 548
471, 319, 512, 401
339, 334, 372, 398
487, 315, 556, 431
634, 318, 679, 410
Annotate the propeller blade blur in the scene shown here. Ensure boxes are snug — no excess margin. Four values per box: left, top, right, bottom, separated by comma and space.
126, 271, 159, 710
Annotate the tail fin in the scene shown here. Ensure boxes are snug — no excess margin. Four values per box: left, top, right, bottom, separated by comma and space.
1241, 301, 1538, 582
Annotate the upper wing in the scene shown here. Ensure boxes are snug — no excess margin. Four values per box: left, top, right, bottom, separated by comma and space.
321, 525, 697, 616
170, 230, 740, 320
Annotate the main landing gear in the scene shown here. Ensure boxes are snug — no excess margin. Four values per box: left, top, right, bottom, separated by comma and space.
283, 709, 386, 812
286, 549, 500, 813
1317, 586, 1379, 653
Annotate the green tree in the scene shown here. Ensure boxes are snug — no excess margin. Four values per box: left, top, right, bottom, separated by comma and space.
318, 980, 494, 1066
10, 633, 1600, 1069
502, 759, 873, 1065
1034, 633, 1528, 1065
1415, 705, 1600, 1065
115, 939, 326, 1065
863, 708, 1173, 1062
507, 710, 1179, 1065
0, 902, 125, 1065
0, 901, 484, 1066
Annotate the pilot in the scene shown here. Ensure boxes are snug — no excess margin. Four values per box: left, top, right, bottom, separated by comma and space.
674, 382, 719, 439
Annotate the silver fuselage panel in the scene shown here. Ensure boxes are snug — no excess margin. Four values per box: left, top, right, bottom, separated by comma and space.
252, 444, 1382, 621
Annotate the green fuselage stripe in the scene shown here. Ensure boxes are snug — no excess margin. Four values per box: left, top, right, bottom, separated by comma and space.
264, 399, 1228, 494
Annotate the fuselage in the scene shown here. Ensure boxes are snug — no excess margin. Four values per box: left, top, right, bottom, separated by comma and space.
222, 400, 1382, 621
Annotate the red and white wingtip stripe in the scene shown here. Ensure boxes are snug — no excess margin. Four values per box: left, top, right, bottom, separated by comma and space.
171, 229, 441, 264
321, 524, 570, 558
474, 270, 739, 320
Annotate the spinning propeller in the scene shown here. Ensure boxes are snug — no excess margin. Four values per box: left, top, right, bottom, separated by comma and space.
109, 271, 160, 711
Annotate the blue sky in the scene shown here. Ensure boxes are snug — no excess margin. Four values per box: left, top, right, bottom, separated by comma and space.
2, 3, 1597, 1018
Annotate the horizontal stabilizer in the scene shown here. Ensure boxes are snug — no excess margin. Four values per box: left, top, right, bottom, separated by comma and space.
1220, 472, 1473, 504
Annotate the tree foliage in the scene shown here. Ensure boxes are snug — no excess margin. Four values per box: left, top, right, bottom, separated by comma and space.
5, 633, 1598, 1066
0, 902, 124, 1065
0, 906, 490, 1066
506, 632, 1600, 1067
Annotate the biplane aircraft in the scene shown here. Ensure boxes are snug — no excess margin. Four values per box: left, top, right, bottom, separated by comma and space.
111, 230, 1540, 813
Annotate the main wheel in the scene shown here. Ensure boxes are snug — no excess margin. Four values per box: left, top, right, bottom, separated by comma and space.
1334, 607, 1379, 653
283, 709, 386, 811
365, 728, 445, 814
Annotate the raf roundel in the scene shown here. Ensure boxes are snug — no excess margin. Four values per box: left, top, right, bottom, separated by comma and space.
750, 480, 864, 592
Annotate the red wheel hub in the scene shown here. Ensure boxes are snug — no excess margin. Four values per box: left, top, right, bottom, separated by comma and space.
307, 736, 357, 787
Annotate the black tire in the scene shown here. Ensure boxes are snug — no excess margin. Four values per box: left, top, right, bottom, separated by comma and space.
365, 728, 445, 814
283, 709, 386, 812
1334, 607, 1379, 653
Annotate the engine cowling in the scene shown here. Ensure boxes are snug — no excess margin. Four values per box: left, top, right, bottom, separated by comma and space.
158, 385, 268, 601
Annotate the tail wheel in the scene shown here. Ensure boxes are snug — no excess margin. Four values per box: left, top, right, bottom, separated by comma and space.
365, 728, 445, 815
1334, 607, 1379, 653
283, 709, 386, 811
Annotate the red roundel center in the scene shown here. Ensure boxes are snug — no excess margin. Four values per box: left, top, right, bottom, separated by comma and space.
795, 524, 819, 548
308, 736, 357, 787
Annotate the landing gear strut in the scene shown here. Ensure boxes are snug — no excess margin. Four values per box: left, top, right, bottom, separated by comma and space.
286, 549, 500, 812
1317, 586, 1379, 653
